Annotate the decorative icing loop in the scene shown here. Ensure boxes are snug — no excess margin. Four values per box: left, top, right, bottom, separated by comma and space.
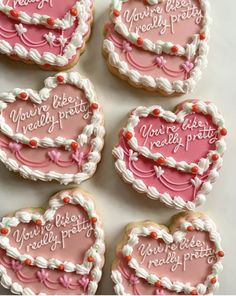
111, 213, 224, 295
111, 0, 210, 58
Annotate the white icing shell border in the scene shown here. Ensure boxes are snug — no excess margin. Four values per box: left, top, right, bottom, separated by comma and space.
112, 101, 226, 211
0, 72, 105, 185
111, 214, 224, 295
103, 37, 208, 95
110, 0, 211, 58
0, 189, 105, 295
123, 101, 226, 175
0, 0, 93, 67
0, 0, 85, 30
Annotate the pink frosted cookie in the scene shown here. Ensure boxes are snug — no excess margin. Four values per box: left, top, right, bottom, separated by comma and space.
0, 0, 93, 70
103, 0, 211, 95
111, 212, 224, 295
0, 72, 105, 184
0, 188, 105, 295
113, 100, 227, 210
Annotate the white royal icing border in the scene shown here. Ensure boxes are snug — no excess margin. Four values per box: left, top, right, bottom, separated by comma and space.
0, 0, 84, 30
110, 0, 211, 58
123, 101, 226, 175
0, 189, 105, 295
112, 101, 226, 211
0, 72, 105, 185
111, 214, 224, 295
0, 0, 93, 67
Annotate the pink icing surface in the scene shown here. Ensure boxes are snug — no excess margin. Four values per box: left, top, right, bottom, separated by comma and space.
119, 132, 213, 201
135, 113, 218, 163
0, 13, 77, 56
0, 201, 97, 294
8, 204, 95, 263
106, 25, 194, 83
132, 231, 216, 285
121, 0, 203, 46
0, 84, 94, 175
115, 231, 215, 294
0, 250, 90, 294
116, 256, 177, 295
3, 0, 77, 19
3, 85, 92, 140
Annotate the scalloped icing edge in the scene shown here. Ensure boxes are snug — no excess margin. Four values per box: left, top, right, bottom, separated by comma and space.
0, 188, 105, 295
111, 212, 224, 295
0, 72, 105, 185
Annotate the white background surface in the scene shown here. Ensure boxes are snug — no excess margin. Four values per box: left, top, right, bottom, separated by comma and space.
0, 0, 235, 294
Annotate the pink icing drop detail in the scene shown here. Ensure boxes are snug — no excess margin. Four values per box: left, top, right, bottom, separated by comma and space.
48, 150, 61, 163
8, 142, 23, 154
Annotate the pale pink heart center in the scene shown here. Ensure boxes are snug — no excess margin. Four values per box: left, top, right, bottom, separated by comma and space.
132, 231, 216, 286
135, 113, 218, 163
3, 0, 77, 19
121, 0, 203, 46
8, 204, 96, 264
2, 85, 93, 141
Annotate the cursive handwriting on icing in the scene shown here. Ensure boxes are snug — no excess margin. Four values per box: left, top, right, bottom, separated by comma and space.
6, 0, 54, 10
123, 0, 203, 36
138, 235, 216, 272
12, 212, 94, 252
9, 93, 92, 135
139, 117, 218, 153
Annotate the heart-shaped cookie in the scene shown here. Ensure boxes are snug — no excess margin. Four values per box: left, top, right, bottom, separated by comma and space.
113, 100, 227, 210
0, 72, 105, 184
103, 0, 211, 95
0, 0, 93, 69
0, 188, 105, 295
111, 212, 224, 295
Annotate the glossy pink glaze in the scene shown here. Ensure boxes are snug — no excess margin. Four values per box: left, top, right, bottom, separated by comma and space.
0, 84, 93, 175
